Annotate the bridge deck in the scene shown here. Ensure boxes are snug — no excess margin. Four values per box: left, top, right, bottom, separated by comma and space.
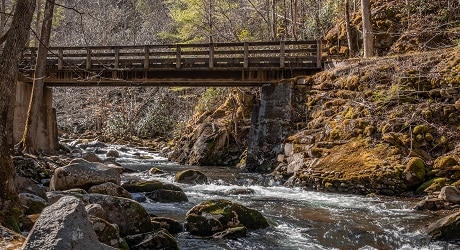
19, 41, 322, 87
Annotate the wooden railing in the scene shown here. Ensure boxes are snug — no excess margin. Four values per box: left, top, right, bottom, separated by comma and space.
20, 41, 322, 71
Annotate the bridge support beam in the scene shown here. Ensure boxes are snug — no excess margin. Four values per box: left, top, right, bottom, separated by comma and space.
246, 80, 295, 173
13, 82, 58, 153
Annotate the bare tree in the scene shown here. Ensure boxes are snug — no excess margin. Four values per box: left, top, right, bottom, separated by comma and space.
0, 0, 36, 230
361, 0, 373, 57
19, 0, 55, 153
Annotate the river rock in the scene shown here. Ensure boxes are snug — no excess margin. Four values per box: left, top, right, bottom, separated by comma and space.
50, 159, 121, 191
122, 179, 182, 193
185, 199, 269, 236
225, 188, 256, 195
22, 196, 115, 250
184, 214, 224, 236
213, 226, 247, 239
151, 217, 183, 235
88, 182, 132, 199
146, 189, 188, 203
86, 203, 107, 220
0, 225, 25, 249
425, 211, 460, 240
83, 152, 103, 163
149, 167, 166, 175
438, 186, 460, 204
83, 193, 153, 236
46, 189, 87, 204
413, 198, 447, 211
175, 169, 208, 184
124, 229, 178, 250
106, 150, 120, 158
15, 175, 47, 200
89, 216, 123, 249
19, 193, 48, 215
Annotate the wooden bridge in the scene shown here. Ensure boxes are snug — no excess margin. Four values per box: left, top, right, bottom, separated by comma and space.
18, 40, 323, 87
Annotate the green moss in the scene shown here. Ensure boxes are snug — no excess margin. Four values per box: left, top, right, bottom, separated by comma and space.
434, 155, 459, 170
413, 125, 430, 135
416, 177, 448, 194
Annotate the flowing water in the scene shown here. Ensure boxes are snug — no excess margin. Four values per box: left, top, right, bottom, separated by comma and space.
96, 145, 460, 250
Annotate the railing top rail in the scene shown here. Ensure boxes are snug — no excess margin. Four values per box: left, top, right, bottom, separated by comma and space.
27, 40, 319, 52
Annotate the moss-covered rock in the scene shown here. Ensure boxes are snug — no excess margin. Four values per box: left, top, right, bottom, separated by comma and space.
402, 157, 426, 188
185, 199, 269, 236
416, 178, 449, 194
433, 155, 460, 178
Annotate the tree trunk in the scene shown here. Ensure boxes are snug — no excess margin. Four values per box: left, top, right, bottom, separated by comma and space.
0, 0, 36, 231
361, 0, 373, 57
34, 0, 43, 47
345, 0, 355, 56
0, 0, 5, 36
269, 0, 276, 40
19, 0, 55, 154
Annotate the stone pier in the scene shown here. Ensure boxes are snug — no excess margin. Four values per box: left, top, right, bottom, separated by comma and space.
246, 80, 300, 172
14, 82, 58, 152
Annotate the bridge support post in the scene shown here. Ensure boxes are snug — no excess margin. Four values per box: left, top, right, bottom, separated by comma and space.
246, 80, 294, 173
13, 82, 58, 153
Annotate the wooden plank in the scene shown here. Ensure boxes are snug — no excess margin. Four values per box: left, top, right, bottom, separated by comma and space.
114, 48, 119, 69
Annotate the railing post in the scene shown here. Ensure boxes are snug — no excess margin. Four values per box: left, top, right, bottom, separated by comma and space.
176, 44, 181, 69
280, 41, 285, 68
58, 48, 64, 70
114, 48, 119, 69
144, 45, 149, 70
243, 42, 249, 69
86, 47, 92, 70
316, 40, 322, 69
209, 43, 214, 69
113, 48, 119, 79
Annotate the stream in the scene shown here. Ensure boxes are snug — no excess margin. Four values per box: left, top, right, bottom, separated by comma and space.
93, 145, 460, 249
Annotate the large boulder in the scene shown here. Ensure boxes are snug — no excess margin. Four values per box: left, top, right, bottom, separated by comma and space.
438, 186, 460, 204
175, 169, 208, 184
86, 204, 107, 220
19, 193, 48, 215
425, 211, 460, 240
185, 199, 269, 236
22, 196, 115, 250
83, 194, 153, 237
124, 229, 178, 250
82, 152, 103, 163
88, 182, 132, 199
50, 159, 121, 191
